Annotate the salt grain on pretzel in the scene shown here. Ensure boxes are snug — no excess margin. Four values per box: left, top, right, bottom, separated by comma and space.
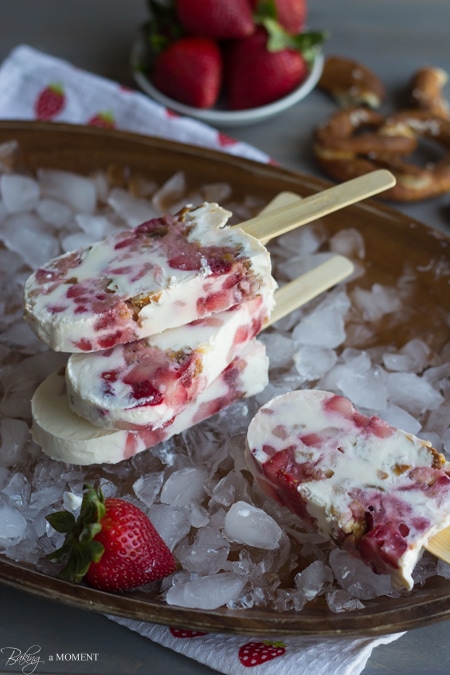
318, 55, 386, 109
409, 67, 450, 119
314, 107, 416, 157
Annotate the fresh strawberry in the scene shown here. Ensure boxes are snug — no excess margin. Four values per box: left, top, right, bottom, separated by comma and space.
224, 26, 307, 110
176, 0, 255, 39
253, 0, 307, 34
225, 22, 325, 110
151, 36, 222, 108
87, 111, 116, 128
34, 83, 65, 120
238, 640, 286, 667
46, 484, 176, 592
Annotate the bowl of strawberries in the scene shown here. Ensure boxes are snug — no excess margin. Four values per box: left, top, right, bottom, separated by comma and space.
131, 0, 326, 127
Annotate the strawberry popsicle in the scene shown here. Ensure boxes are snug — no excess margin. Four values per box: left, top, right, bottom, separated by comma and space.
31, 339, 269, 466
23, 202, 274, 353
246, 389, 450, 589
65, 288, 274, 431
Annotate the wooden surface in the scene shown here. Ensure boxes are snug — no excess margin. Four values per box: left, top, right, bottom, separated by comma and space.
0, 1, 449, 674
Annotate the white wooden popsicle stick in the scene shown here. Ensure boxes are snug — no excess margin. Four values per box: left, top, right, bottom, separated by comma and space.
425, 524, 450, 564
239, 169, 396, 244
268, 255, 354, 326
255, 190, 355, 325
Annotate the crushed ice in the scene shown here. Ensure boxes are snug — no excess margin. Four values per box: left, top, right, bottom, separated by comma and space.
0, 138, 449, 614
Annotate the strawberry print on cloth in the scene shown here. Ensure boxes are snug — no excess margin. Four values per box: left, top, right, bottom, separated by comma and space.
87, 110, 116, 128
34, 82, 65, 119
110, 616, 404, 675
0, 44, 271, 164
238, 641, 286, 668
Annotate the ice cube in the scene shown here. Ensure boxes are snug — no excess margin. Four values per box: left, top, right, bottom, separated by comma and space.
294, 560, 333, 600
36, 197, 74, 228
326, 589, 365, 613
0, 418, 30, 467
386, 371, 444, 415
148, 503, 191, 550
380, 404, 422, 435
75, 213, 115, 240
0, 498, 27, 543
383, 339, 430, 373
201, 182, 232, 203
224, 501, 282, 550
0, 213, 60, 268
293, 345, 337, 383
133, 473, 164, 508
352, 283, 402, 322
165, 572, 246, 609
333, 362, 387, 411
329, 227, 365, 259
160, 467, 208, 506
0, 173, 40, 213
260, 333, 297, 370
329, 549, 392, 600
175, 527, 230, 574
293, 291, 350, 349
107, 187, 157, 227
38, 168, 97, 213
1, 472, 31, 508
60, 230, 100, 253
282, 252, 333, 282
152, 171, 186, 213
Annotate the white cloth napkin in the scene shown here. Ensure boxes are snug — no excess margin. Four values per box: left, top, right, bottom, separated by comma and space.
0, 44, 271, 163
0, 43, 405, 675
109, 616, 402, 674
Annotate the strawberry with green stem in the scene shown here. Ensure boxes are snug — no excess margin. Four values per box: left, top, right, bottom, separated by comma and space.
253, 0, 308, 35
46, 483, 176, 592
224, 22, 326, 110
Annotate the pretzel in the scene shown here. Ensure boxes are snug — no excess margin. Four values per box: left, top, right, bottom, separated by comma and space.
318, 55, 386, 109
314, 107, 450, 201
314, 107, 416, 157
409, 67, 449, 119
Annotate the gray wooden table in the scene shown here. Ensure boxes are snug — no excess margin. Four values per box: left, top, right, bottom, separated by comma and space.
0, 2, 449, 673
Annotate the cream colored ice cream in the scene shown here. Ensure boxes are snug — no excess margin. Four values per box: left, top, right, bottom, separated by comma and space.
24, 202, 275, 352
246, 389, 450, 589
32, 339, 269, 465
65, 293, 273, 431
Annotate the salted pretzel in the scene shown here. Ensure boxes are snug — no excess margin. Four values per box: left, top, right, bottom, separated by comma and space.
318, 55, 386, 109
314, 107, 450, 201
409, 67, 449, 119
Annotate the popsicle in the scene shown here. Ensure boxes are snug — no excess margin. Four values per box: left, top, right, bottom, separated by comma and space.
31, 339, 269, 466
23, 170, 396, 355
31, 256, 355, 466
65, 291, 274, 431
23, 202, 274, 353
246, 389, 450, 589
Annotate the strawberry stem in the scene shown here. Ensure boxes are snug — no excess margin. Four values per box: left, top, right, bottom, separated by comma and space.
46, 484, 106, 584
253, 0, 327, 64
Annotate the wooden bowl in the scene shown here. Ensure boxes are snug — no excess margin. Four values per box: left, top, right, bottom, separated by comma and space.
0, 120, 449, 637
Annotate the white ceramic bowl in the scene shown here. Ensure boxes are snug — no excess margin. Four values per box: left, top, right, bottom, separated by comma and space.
130, 32, 324, 128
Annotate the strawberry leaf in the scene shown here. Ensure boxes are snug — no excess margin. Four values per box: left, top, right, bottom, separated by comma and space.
253, 0, 278, 22
46, 510, 76, 533
45, 483, 107, 584
290, 30, 329, 65
144, 0, 185, 59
